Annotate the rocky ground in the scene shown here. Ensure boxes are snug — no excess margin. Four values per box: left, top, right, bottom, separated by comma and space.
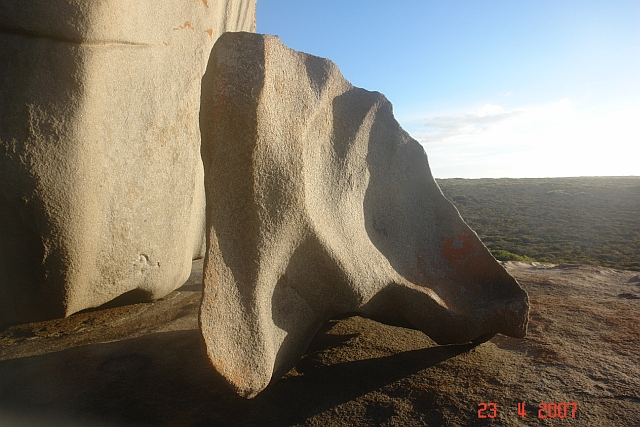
1, 259, 638, 426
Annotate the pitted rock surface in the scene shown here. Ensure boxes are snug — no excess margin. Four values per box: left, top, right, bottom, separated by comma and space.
199, 32, 530, 398
0, 0, 256, 325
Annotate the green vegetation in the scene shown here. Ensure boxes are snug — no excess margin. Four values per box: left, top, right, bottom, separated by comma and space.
436, 176, 640, 271
490, 250, 535, 262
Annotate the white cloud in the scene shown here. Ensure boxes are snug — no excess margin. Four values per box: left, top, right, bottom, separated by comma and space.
411, 100, 640, 178
478, 104, 505, 117
420, 104, 522, 146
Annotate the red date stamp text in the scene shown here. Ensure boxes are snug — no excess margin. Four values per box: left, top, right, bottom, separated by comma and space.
477, 401, 578, 419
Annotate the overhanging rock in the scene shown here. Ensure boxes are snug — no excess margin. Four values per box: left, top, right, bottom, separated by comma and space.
199, 32, 530, 398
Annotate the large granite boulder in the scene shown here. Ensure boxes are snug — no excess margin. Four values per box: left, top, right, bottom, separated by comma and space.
0, 0, 256, 325
199, 32, 530, 398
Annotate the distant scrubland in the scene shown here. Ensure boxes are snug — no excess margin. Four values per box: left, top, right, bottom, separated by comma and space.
436, 176, 640, 271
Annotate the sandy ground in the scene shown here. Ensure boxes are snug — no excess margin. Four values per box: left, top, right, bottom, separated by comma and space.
0, 260, 638, 426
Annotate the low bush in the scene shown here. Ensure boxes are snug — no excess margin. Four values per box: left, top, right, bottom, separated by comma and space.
490, 250, 534, 262
437, 176, 640, 271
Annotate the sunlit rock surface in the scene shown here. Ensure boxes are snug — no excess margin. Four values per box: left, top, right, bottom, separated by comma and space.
0, 0, 256, 325
199, 32, 529, 398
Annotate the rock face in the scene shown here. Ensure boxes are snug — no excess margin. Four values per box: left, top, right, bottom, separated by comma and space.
0, 1, 256, 325
199, 32, 530, 398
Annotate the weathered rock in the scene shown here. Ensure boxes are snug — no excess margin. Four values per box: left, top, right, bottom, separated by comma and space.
199, 32, 530, 398
0, 0, 256, 325
2, 260, 638, 426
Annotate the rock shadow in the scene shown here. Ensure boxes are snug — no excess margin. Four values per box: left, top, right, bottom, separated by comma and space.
0, 322, 474, 426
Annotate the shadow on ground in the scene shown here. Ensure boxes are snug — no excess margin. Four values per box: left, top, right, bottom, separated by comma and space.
0, 321, 473, 427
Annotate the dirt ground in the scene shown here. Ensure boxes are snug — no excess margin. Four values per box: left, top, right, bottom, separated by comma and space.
1, 259, 638, 426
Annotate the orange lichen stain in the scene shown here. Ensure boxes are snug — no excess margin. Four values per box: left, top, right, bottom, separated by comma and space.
211, 357, 248, 390
205, 29, 213, 38
103, 25, 106, 30
200, 0, 209, 8
173, 21, 194, 31
441, 234, 478, 268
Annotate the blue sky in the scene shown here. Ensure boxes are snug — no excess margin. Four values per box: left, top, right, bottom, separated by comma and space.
257, 1, 639, 178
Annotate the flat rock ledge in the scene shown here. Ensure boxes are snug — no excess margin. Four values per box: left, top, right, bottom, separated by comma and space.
0, 260, 638, 426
